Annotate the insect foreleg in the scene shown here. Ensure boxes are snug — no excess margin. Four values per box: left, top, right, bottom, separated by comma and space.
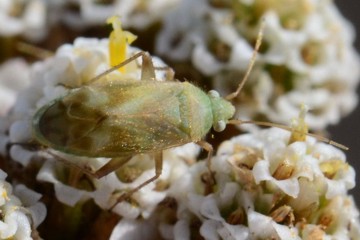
114, 151, 163, 205
196, 140, 216, 193
196, 140, 214, 170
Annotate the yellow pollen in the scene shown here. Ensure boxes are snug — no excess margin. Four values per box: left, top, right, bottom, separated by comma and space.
2, 190, 9, 201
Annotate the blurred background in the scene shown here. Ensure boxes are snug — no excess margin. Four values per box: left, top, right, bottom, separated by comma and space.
332, 0, 360, 206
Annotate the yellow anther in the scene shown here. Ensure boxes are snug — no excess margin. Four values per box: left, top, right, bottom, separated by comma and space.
289, 104, 308, 143
107, 16, 137, 73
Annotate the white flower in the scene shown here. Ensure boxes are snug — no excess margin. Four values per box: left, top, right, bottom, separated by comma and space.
0, 0, 47, 41
60, 0, 180, 30
0, 59, 30, 116
110, 217, 161, 240
220, 127, 355, 198
0, 169, 46, 240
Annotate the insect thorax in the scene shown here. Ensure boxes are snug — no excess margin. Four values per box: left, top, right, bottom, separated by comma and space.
208, 94, 235, 132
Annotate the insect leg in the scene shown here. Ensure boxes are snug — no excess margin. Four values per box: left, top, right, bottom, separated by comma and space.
87, 51, 150, 84
130, 53, 175, 81
115, 151, 163, 203
93, 156, 133, 178
140, 54, 175, 81
140, 52, 156, 80
196, 140, 214, 170
45, 150, 133, 179
196, 141, 216, 193
152, 65, 175, 81
39, 151, 97, 188
88, 50, 174, 83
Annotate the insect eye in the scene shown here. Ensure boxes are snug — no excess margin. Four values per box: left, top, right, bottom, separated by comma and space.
214, 120, 226, 132
208, 90, 220, 98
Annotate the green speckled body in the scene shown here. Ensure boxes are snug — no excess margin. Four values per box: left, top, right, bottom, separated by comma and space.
32, 80, 234, 158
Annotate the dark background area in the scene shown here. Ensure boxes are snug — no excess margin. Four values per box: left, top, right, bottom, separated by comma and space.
331, 1, 360, 206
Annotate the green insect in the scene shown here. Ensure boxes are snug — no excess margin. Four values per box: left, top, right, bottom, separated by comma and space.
32, 49, 241, 199
31, 24, 346, 201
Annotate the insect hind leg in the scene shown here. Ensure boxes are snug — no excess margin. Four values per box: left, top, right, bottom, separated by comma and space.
112, 151, 163, 207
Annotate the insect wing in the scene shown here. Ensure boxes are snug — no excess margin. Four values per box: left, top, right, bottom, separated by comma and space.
33, 81, 192, 157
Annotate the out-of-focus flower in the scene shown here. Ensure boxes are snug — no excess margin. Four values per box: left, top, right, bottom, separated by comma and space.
0, 0, 47, 41
0, 59, 30, 116
156, 0, 360, 130
58, 0, 180, 30
0, 169, 46, 240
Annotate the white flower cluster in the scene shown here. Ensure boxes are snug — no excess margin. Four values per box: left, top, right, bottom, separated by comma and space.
109, 128, 360, 240
156, 0, 360, 130
0, 169, 46, 240
187, 128, 358, 239
0, 0, 179, 41
58, 0, 180, 30
0, 0, 46, 41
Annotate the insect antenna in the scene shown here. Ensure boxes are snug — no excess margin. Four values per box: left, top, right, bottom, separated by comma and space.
225, 21, 264, 101
227, 119, 348, 150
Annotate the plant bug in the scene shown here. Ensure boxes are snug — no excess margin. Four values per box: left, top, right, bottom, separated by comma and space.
31, 21, 347, 203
